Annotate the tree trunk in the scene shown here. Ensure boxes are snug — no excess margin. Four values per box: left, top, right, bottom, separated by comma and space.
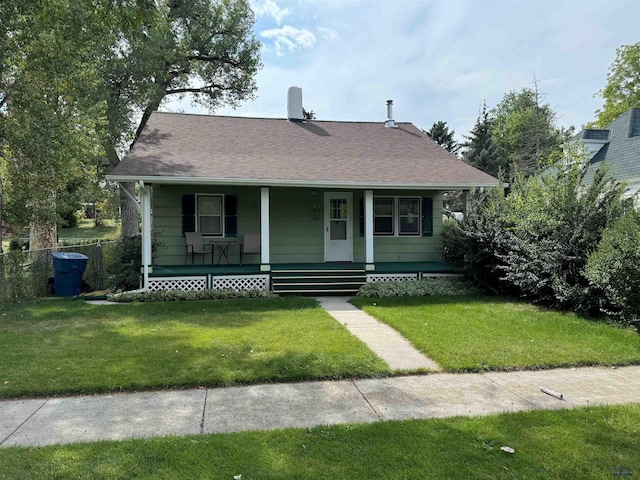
29, 220, 57, 296
29, 220, 57, 251
120, 182, 139, 238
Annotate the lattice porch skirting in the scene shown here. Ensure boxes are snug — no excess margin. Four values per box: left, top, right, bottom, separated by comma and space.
210, 274, 270, 291
366, 273, 418, 282
148, 276, 208, 292
148, 274, 270, 292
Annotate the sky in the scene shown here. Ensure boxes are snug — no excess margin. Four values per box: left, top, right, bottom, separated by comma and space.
165, 0, 640, 141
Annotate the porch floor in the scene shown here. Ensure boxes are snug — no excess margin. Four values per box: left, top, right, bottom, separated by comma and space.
149, 262, 458, 277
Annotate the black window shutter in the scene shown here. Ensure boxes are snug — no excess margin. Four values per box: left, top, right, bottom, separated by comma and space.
421, 197, 433, 236
225, 195, 238, 237
181, 194, 196, 234
359, 197, 364, 236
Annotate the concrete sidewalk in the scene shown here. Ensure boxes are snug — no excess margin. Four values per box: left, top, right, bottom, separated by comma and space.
318, 296, 441, 371
2, 366, 639, 448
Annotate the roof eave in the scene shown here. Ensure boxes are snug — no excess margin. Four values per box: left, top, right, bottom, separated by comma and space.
104, 174, 499, 190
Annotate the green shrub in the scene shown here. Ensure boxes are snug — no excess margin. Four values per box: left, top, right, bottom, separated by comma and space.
8, 239, 28, 251
458, 147, 628, 314
586, 209, 640, 326
108, 288, 277, 303
0, 250, 28, 302
442, 218, 465, 265
59, 208, 78, 228
356, 278, 480, 298
104, 235, 142, 291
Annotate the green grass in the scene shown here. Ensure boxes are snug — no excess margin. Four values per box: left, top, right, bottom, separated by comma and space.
1, 219, 120, 251
0, 297, 389, 399
351, 295, 640, 371
57, 219, 120, 241
1, 404, 638, 479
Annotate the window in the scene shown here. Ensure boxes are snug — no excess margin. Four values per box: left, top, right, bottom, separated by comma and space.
181, 194, 237, 237
398, 198, 420, 235
198, 195, 223, 235
368, 196, 428, 237
374, 197, 394, 235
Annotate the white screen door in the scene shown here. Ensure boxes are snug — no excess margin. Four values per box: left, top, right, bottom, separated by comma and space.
324, 192, 352, 262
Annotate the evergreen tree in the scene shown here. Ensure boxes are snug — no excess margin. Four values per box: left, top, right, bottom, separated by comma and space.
491, 81, 566, 175
425, 121, 460, 154
461, 102, 502, 177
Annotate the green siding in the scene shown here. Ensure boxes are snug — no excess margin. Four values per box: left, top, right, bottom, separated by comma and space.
152, 185, 260, 265
352, 190, 444, 263
270, 187, 324, 263
152, 185, 444, 265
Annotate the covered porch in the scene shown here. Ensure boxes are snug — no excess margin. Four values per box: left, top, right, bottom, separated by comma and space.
136, 182, 464, 293
147, 261, 460, 294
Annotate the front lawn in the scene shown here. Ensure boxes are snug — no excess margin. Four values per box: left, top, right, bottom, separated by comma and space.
351, 296, 640, 371
0, 297, 389, 399
1, 404, 638, 479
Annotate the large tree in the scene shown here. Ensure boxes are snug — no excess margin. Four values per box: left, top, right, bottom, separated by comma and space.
491, 82, 566, 175
424, 121, 460, 154
1, 0, 263, 246
595, 42, 640, 127
0, 0, 108, 250
461, 102, 502, 177
100, 0, 262, 237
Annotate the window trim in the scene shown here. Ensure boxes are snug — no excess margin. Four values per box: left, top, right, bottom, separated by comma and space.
373, 196, 395, 236
373, 195, 422, 237
398, 197, 421, 236
196, 194, 224, 236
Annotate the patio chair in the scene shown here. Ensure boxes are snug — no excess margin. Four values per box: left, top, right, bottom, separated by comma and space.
184, 232, 214, 265
240, 232, 260, 265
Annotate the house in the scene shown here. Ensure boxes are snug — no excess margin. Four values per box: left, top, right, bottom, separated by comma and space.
574, 107, 640, 197
106, 87, 499, 294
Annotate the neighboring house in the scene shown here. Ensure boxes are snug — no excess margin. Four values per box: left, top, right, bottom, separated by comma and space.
574, 107, 640, 197
106, 87, 499, 294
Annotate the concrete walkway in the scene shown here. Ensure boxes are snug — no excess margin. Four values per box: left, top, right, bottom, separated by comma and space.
2, 366, 639, 447
317, 296, 441, 371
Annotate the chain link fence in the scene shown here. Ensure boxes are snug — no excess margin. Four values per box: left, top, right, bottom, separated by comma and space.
0, 240, 122, 306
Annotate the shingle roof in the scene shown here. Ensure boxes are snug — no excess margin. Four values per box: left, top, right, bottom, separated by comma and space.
584, 108, 640, 184
106, 112, 499, 188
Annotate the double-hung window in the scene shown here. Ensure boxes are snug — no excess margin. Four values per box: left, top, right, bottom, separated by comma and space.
398, 198, 420, 235
181, 194, 238, 237
374, 197, 395, 235
371, 196, 425, 237
197, 195, 223, 235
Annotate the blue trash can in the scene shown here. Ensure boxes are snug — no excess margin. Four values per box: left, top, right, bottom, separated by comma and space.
52, 252, 89, 297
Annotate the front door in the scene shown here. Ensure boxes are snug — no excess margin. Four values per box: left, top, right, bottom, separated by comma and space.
324, 192, 352, 262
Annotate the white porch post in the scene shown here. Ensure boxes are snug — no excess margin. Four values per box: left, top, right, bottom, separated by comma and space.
140, 182, 152, 290
365, 189, 374, 270
260, 186, 270, 271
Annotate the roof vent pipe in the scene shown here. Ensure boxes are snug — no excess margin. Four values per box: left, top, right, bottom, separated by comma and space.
385, 100, 396, 128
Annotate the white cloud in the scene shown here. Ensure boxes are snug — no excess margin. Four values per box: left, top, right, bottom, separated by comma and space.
253, 0, 289, 25
260, 26, 316, 55
166, 0, 640, 144
317, 27, 338, 41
